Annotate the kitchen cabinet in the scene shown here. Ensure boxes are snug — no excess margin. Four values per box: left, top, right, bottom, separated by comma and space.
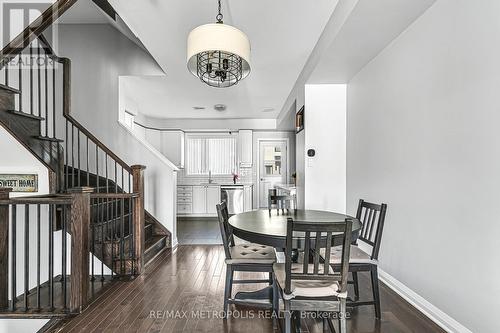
177, 186, 193, 214
238, 130, 253, 168
192, 186, 207, 214
244, 185, 253, 211
206, 186, 220, 214
179, 185, 220, 216
161, 130, 185, 169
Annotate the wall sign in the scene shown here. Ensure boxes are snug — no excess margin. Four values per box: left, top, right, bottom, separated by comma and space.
0, 174, 38, 192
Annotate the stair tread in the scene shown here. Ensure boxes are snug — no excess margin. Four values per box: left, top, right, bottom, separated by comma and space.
34, 135, 64, 142
145, 235, 167, 253
7, 110, 45, 120
0, 83, 20, 94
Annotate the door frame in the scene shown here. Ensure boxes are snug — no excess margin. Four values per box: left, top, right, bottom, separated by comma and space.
256, 138, 290, 209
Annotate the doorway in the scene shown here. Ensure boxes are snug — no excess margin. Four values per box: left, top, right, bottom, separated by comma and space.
258, 140, 288, 208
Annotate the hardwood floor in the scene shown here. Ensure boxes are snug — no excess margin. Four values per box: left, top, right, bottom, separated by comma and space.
50, 245, 446, 333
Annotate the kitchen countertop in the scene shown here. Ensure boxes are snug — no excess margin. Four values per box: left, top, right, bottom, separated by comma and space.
178, 183, 253, 187
275, 183, 296, 190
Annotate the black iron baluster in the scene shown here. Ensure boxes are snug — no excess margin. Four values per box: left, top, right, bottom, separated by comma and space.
120, 197, 125, 275
71, 123, 75, 188
37, 42, 41, 117
86, 137, 90, 186
77, 129, 81, 187
65, 120, 69, 190
52, 62, 56, 138
91, 198, 95, 282
45, 53, 48, 136
36, 204, 41, 310
62, 204, 67, 310
49, 204, 54, 311
18, 54, 22, 113
11, 204, 16, 311
129, 197, 134, 274
4, 57, 9, 86
29, 45, 33, 115
24, 205, 29, 311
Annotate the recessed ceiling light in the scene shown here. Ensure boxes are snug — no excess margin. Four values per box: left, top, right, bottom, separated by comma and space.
193, 106, 206, 110
214, 104, 227, 112
262, 107, 275, 113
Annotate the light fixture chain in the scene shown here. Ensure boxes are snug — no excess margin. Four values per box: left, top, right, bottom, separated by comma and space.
216, 0, 223, 23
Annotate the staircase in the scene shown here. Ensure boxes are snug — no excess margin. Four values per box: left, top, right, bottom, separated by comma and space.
0, 0, 171, 319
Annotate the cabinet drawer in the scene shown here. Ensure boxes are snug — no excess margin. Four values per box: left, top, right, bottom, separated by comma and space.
177, 196, 192, 204
177, 203, 192, 214
177, 186, 193, 192
177, 192, 192, 198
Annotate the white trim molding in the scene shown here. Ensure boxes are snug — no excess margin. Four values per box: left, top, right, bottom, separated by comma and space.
378, 269, 472, 333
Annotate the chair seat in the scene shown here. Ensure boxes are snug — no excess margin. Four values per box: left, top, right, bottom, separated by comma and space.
322, 245, 378, 265
226, 243, 276, 264
273, 263, 346, 300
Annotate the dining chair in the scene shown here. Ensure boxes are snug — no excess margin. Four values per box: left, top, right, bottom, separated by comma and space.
274, 218, 353, 333
268, 188, 294, 215
326, 199, 387, 319
216, 202, 278, 317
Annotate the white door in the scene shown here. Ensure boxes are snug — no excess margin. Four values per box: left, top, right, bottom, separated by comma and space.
259, 141, 288, 208
192, 186, 206, 214
206, 186, 220, 214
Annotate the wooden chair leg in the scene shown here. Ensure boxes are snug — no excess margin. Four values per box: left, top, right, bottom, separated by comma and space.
269, 271, 273, 285
284, 300, 292, 333
370, 266, 381, 319
272, 273, 279, 329
223, 265, 234, 315
339, 298, 347, 333
352, 271, 360, 301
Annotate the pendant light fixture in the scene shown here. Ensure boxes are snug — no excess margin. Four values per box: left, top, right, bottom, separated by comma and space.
187, 0, 251, 88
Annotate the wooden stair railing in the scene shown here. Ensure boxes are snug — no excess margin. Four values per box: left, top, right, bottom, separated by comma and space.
0, 187, 143, 316
0, 0, 172, 317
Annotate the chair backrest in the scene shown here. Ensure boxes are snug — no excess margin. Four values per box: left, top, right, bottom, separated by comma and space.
268, 189, 294, 215
355, 199, 387, 260
216, 202, 234, 259
284, 218, 352, 296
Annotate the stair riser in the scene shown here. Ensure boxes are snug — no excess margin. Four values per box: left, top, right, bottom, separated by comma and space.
0, 90, 15, 110
144, 237, 167, 264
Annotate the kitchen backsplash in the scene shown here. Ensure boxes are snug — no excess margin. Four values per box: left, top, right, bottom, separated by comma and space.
177, 167, 253, 185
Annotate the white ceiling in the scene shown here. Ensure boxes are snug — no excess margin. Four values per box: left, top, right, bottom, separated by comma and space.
108, 0, 338, 119
57, 0, 109, 24
307, 0, 437, 84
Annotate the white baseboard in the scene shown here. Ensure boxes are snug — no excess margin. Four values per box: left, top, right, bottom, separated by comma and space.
378, 269, 472, 333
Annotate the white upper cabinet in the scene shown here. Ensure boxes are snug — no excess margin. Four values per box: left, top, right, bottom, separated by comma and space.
238, 130, 253, 168
161, 130, 185, 169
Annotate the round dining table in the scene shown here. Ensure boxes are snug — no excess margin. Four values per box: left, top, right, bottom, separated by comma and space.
228, 209, 363, 249
227, 209, 362, 307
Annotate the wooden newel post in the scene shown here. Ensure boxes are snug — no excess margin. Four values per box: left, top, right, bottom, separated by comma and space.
0, 188, 12, 310
131, 165, 146, 275
68, 187, 93, 313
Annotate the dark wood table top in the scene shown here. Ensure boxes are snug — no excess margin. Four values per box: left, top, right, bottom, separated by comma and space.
228, 209, 362, 248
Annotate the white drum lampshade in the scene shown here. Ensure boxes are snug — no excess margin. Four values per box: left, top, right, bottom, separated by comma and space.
187, 18, 251, 87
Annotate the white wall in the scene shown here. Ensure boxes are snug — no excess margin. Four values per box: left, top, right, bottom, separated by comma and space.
304, 84, 346, 213
58, 24, 179, 246
0, 126, 50, 331
347, 0, 499, 332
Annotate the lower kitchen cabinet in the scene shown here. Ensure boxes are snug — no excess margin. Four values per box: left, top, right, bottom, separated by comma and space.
180, 185, 220, 216
177, 184, 253, 216
206, 186, 220, 214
